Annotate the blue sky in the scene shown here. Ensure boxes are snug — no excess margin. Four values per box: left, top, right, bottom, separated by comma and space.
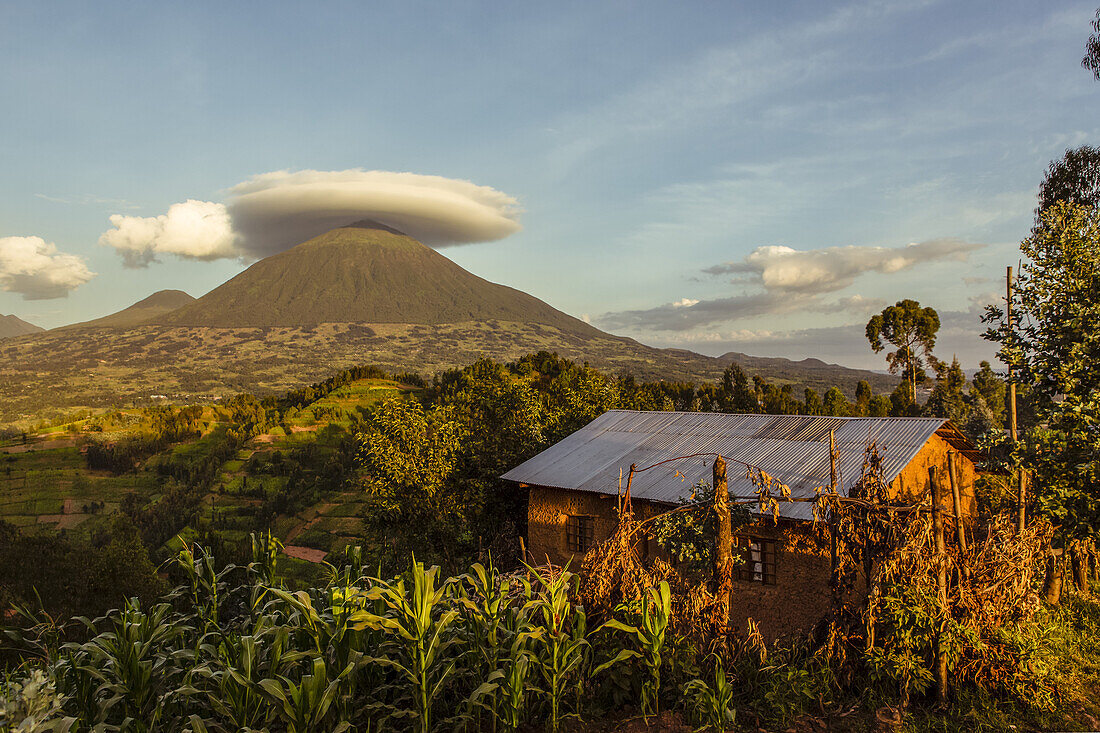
1, 1, 1098, 368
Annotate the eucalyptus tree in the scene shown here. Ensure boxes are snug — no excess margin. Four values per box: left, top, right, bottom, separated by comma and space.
866, 300, 941, 404
1037, 145, 1100, 218
1084, 6, 1100, 81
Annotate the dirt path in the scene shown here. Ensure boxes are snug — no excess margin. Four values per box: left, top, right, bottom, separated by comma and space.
1, 438, 77, 454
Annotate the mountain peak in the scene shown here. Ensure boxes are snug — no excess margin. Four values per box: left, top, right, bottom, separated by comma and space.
156, 225, 599, 334
341, 218, 407, 236
0, 314, 44, 339
60, 289, 196, 330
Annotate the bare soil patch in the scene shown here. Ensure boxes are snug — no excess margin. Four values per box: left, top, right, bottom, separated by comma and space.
283, 545, 328, 563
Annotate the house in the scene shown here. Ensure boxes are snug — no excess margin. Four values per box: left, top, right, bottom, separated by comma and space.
502, 410, 981, 640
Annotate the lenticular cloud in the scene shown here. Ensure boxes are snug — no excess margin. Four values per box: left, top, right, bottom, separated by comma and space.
228, 170, 522, 259
98, 169, 523, 266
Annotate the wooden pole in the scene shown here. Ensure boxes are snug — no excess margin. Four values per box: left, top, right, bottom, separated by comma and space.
947, 453, 967, 552
1007, 266, 1017, 444
1007, 266, 1027, 534
828, 430, 841, 616
713, 456, 732, 631
947, 452, 969, 581
929, 466, 949, 704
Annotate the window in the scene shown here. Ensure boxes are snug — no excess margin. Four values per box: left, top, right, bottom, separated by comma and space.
566, 515, 596, 553
736, 536, 777, 585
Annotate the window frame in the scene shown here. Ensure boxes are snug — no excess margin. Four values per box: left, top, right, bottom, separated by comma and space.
735, 535, 778, 585
565, 514, 596, 554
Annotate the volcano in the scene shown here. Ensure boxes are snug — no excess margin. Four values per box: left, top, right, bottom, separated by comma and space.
157, 220, 598, 334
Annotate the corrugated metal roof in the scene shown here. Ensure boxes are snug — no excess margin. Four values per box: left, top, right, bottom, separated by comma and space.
502, 410, 958, 521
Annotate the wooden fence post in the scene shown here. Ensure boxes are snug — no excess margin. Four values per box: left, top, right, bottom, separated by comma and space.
929, 466, 948, 704
713, 455, 732, 631
947, 453, 969, 580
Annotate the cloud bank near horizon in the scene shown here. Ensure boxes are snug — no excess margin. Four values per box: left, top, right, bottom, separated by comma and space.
99, 170, 523, 266
639, 300, 1000, 370
600, 238, 985, 332
0, 236, 95, 300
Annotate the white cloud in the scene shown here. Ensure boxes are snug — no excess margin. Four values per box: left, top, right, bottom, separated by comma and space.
0, 236, 95, 300
99, 200, 237, 267
818, 294, 886, 314
967, 290, 1002, 312
601, 237, 983, 333
98, 169, 523, 266
705, 238, 985, 294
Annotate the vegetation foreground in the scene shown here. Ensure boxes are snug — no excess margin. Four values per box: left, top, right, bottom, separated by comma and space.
2, 534, 1099, 733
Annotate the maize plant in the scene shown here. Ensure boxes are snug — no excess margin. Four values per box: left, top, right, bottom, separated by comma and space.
67, 599, 195, 731
254, 655, 354, 733
456, 557, 512, 731
682, 654, 737, 732
358, 557, 461, 733
249, 531, 283, 587
172, 541, 228, 633
597, 581, 672, 717
328, 544, 367, 588
194, 630, 286, 731
263, 583, 379, 723
524, 565, 592, 732
485, 619, 543, 732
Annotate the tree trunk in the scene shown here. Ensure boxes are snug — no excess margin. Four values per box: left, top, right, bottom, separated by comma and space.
1043, 547, 1064, 606
713, 456, 733, 631
1071, 541, 1091, 596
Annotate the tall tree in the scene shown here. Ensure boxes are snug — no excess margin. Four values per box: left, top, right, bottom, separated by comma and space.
716, 363, 759, 413
924, 356, 968, 425
868, 394, 892, 417
803, 388, 823, 415
970, 360, 1006, 427
984, 201, 1100, 565
1085, 6, 1100, 81
866, 299, 941, 404
1037, 145, 1100, 217
822, 387, 851, 417
855, 380, 873, 416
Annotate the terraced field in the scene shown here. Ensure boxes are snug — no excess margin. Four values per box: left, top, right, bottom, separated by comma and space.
0, 377, 421, 586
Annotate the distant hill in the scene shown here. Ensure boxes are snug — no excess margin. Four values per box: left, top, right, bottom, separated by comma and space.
720, 351, 897, 395
158, 221, 600, 336
0, 314, 44, 339
58, 290, 196, 330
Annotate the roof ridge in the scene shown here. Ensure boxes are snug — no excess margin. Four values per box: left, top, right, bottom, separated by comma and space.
605, 409, 946, 423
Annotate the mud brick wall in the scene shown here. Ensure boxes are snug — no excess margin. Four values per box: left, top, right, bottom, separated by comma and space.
890, 434, 978, 518
728, 521, 833, 642
526, 485, 668, 566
